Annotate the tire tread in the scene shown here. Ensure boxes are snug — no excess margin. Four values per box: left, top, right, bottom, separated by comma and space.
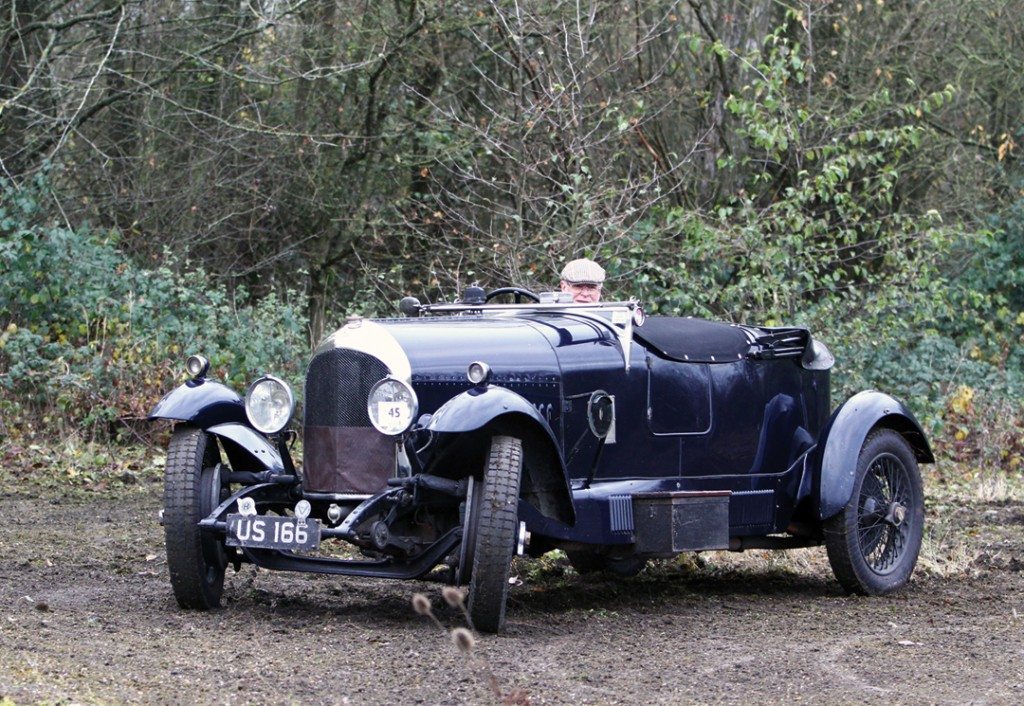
164, 427, 224, 609
467, 435, 523, 633
824, 428, 923, 596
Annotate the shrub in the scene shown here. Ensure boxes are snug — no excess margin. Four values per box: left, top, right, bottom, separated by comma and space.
600, 29, 1021, 459
0, 176, 308, 441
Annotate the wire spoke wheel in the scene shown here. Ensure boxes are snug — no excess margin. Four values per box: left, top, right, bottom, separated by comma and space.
856, 454, 912, 574
826, 429, 924, 595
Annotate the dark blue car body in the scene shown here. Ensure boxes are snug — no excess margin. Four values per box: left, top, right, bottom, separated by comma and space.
152, 295, 933, 632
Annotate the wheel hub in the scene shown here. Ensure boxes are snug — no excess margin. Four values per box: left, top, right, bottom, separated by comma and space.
884, 501, 907, 527
371, 521, 390, 550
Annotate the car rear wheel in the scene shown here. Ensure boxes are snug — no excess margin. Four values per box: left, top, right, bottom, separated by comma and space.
824, 428, 924, 595
464, 435, 523, 633
164, 426, 229, 609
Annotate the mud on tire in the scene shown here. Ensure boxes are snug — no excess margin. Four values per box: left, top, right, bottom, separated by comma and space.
466, 435, 523, 633
164, 426, 228, 609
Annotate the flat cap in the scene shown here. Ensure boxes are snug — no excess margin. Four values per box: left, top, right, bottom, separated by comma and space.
560, 258, 605, 285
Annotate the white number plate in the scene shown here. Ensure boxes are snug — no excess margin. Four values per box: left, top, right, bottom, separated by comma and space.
225, 514, 320, 551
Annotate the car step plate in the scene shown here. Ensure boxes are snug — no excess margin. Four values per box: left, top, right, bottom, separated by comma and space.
226, 514, 321, 551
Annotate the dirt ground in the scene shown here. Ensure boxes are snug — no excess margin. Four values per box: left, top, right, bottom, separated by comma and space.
1, 467, 1021, 705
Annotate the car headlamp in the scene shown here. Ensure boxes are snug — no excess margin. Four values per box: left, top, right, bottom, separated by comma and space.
466, 361, 491, 386
245, 375, 295, 434
367, 377, 418, 436
186, 354, 210, 379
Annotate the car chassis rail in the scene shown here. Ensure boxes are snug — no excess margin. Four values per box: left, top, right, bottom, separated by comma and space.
198, 481, 463, 580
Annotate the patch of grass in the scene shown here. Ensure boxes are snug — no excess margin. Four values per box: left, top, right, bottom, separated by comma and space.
970, 471, 1024, 503
694, 547, 832, 580
513, 549, 570, 585
926, 461, 1024, 505
915, 460, 1022, 578
0, 429, 163, 500
917, 523, 983, 579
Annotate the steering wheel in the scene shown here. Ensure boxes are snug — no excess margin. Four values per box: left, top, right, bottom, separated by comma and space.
484, 286, 541, 303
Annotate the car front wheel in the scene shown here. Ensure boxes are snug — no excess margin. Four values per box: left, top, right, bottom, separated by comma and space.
464, 435, 523, 633
824, 428, 924, 595
164, 426, 229, 609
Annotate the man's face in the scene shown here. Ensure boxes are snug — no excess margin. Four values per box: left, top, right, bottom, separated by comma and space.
560, 280, 602, 303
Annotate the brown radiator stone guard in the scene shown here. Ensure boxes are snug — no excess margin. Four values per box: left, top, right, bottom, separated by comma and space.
303, 426, 394, 494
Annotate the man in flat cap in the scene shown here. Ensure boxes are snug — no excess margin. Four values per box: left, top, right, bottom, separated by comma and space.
559, 258, 605, 303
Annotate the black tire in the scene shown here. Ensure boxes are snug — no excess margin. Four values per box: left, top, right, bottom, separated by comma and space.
465, 435, 523, 633
566, 550, 646, 577
164, 427, 228, 609
824, 428, 924, 595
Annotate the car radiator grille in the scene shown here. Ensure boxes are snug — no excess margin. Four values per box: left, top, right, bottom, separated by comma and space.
303, 347, 393, 494
305, 348, 390, 427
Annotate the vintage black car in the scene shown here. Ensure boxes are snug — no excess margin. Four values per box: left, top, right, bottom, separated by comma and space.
151, 288, 932, 632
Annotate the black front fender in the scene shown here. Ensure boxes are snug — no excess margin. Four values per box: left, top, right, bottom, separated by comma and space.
816, 390, 934, 521
150, 381, 290, 475
425, 384, 555, 437
149, 379, 246, 428
425, 385, 575, 526
207, 423, 286, 474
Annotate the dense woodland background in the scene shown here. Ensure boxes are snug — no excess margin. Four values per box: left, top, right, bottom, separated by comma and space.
1, 0, 1021, 477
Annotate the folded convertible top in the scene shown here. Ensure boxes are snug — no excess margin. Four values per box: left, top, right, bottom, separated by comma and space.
633, 317, 755, 362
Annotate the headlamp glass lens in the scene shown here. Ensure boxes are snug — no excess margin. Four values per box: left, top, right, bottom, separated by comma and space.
367, 378, 418, 435
186, 355, 209, 378
245, 376, 294, 433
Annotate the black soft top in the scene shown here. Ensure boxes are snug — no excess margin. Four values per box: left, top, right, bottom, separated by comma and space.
634, 317, 755, 363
